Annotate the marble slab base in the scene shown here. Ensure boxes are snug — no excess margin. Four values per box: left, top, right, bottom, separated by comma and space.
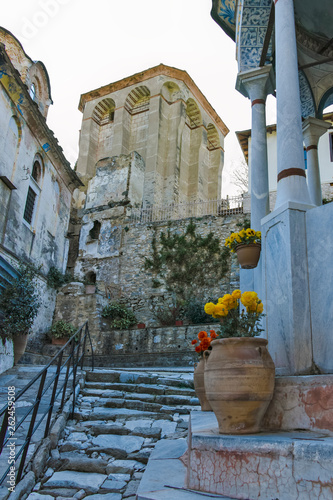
187, 411, 333, 500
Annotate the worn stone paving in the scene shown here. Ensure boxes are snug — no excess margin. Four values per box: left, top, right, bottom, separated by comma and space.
27, 368, 197, 500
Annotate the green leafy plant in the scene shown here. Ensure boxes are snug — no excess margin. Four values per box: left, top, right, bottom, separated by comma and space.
102, 302, 137, 329
0, 262, 40, 339
47, 266, 72, 289
50, 320, 76, 339
151, 299, 185, 326
185, 300, 213, 325
224, 228, 261, 253
145, 222, 230, 301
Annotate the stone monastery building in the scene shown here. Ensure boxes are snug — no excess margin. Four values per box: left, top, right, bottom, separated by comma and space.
75, 64, 228, 206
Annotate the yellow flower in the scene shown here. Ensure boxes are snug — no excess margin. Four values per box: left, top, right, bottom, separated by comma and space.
255, 231, 261, 239
217, 297, 224, 304
229, 233, 236, 243
257, 301, 264, 314
204, 302, 216, 315
232, 289, 242, 299
246, 228, 256, 237
239, 229, 246, 238
241, 291, 258, 307
235, 234, 242, 243
214, 303, 228, 317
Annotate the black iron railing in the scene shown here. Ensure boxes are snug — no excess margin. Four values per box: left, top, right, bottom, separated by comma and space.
0, 321, 94, 485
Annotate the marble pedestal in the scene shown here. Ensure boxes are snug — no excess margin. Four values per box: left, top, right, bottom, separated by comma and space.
187, 410, 333, 500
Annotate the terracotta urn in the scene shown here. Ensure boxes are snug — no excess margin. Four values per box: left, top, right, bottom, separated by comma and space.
51, 337, 68, 346
193, 353, 212, 411
13, 333, 29, 364
204, 337, 275, 434
235, 243, 261, 269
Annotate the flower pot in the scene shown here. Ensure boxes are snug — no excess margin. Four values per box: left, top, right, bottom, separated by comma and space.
13, 333, 29, 364
235, 243, 261, 269
85, 285, 96, 294
52, 337, 69, 346
175, 320, 183, 326
137, 323, 146, 329
205, 337, 275, 434
193, 355, 212, 412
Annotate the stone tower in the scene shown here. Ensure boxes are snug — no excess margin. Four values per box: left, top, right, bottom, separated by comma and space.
75, 64, 229, 208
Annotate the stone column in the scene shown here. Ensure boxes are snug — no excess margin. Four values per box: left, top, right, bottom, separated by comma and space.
302, 117, 331, 206
236, 65, 274, 231
274, 0, 312, 208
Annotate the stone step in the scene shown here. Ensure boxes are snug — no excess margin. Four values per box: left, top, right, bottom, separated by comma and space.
101, 397, 198, 412
86, 370, 194, 389
83, 381, 195, 396
74, 407, 175, 422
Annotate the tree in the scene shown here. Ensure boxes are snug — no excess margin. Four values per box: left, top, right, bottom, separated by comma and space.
230, 159, 248, 194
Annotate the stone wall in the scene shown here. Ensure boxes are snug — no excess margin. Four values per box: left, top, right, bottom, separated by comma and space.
53, 213, 245, 362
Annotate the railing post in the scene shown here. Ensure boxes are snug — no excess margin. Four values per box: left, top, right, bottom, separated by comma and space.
16, 370, 47, 482
43, 350, 63, 437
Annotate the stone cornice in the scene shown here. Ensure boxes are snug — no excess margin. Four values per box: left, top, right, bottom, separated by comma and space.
78, 64, 229, 137
0, 44, 82, 190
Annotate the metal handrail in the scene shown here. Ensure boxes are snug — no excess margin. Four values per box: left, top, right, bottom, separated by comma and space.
0, 321, 94, 485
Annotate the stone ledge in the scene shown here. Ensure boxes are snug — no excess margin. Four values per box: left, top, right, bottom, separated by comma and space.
187, 411, 333, 500
137, 438, 233, 500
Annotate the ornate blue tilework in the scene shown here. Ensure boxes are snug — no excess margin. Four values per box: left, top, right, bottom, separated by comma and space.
299, 71, 316, 118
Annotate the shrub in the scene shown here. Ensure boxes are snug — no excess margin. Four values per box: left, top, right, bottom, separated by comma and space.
185, 300, 212, 325
50, 320, 76, 339
0, 262, 40, 339
47, 266, 72, 289
102, 302, 137, 329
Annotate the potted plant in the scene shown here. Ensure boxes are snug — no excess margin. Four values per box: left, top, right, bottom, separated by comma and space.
225, 228, 261, 269
50, 320, 76, 346
191, 329, 218, 411
0, 262, 40, 364
203, 290, 275, 434
102, 302, 137, 329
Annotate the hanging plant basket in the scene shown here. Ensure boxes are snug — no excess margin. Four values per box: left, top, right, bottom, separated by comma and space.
235, 243, 261, 269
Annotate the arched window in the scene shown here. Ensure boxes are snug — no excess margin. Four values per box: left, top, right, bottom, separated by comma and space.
29, 83, 36, 101
92, 98, 115, 125
207, 124, 220, 150
23, 156, 43, 227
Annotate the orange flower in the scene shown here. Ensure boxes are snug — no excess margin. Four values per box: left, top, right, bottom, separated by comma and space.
200, 338, 210, 351
191, 339, 197, 345
209, 330, 217, 339
195, 345, 202, 353
198, 331, 207, 340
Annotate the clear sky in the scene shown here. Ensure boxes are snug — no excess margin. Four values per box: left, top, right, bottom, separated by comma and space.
2, 0, 276, 196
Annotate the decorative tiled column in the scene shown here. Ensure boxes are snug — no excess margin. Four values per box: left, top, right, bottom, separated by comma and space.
302, 117, 331, 206
236, 65, 274, 231
274, 0, 312, 208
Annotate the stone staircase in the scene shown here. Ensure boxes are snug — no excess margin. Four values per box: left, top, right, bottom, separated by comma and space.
28, 368, 197, 500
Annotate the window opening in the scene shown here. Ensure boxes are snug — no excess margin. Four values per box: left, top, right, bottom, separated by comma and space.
85, 271, 96, 284
89, 220, 101, 240
29, 83, 36, 101
32, 161, 41, 183
23, 187, 37, 224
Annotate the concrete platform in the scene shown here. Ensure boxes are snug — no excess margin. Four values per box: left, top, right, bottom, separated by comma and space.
137, 438, 234, 500
187, 411, 333, 500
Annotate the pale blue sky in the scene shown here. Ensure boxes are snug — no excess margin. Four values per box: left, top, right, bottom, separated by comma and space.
2, 0, 276, 195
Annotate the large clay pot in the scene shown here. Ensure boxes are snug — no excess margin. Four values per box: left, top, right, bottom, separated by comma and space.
205, 337, 275, 434
13, 333, 29, 364
193, 354, 212, 412
235, 243, 261, 269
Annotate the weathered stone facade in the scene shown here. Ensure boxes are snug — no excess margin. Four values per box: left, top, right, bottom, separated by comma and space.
0, 28, 81, 372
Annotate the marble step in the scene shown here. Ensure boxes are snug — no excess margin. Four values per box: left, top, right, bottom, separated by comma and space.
86, 370, 194, 390
83, 381, 195, 396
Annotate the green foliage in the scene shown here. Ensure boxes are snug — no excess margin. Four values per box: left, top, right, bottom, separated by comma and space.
145, 222, 230, 300
102, 302, 137, 329
323, 197, 333, 205
47, 266, 72, 289
236, 217, 251, 230
151, 299, 185, 326
50, 320, 76, 339
185, 300, 212, 325
0, 262, 40, 339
